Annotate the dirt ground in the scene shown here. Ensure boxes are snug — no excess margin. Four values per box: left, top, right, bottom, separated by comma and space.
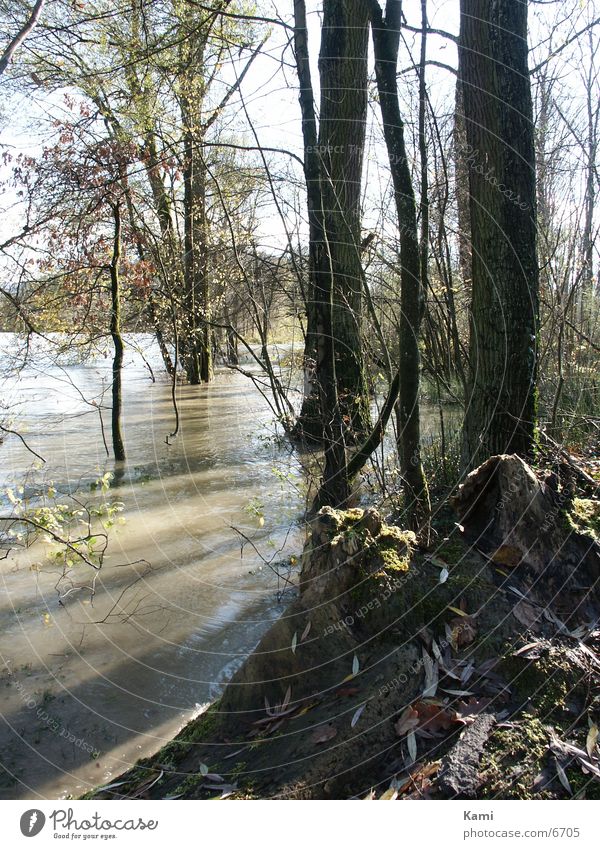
85, 456, 600, 800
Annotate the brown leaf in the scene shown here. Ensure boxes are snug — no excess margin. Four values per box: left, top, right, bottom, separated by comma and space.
395, 706, 420, 736
336, 686, 360, 698
491, 544, 523, 568
311, 724, 337, 744
512, 600, 543, 629
413, 700, 455, 733
397, 761, 440, 796
454, 697, 493, 723
449, 616, 477, 649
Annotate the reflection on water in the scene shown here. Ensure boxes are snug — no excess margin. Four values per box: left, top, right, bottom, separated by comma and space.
0, 335, 303, 799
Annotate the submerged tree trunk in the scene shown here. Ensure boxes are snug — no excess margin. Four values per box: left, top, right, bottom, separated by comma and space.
110, 204, 126, 462
370, 0, 431, 538
459, 0, 539, 468
178, 21, 212, 386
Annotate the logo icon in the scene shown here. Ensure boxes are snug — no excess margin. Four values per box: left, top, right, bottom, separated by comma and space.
20, 810, 46, 837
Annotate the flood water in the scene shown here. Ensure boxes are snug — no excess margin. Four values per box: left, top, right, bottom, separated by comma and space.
0, 335, 304, 799
0, 334, 458, 800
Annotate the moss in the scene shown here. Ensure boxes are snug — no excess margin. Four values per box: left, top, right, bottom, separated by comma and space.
170, 771, 207, 798
379, 547, 410, 572
479, 714, 554, 799
370, 526, 414, 571
499, 647, 587, 719
81, 702, 223, 799
566, 766, 600, 799
340, 508, 365, 526
436, 535, 470, 567
377, 526, 415, 548
569, 498, 600, 541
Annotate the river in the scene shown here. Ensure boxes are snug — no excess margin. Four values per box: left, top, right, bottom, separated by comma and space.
0, 335, 304, 800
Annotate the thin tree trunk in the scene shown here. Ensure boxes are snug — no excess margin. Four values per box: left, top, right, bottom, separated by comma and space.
0, 0, 45, 76
293, 0, 323, 440
370, 0, 431, 539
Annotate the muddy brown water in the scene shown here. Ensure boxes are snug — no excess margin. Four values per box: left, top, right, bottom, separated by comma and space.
0, 336, 304, 799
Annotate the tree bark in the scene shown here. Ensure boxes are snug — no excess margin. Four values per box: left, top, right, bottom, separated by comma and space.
370, 0, 431, 539
459, 0, 539, 468
110, 204, 126, 462
0, 0, 45, 77
296, 0, 372, 443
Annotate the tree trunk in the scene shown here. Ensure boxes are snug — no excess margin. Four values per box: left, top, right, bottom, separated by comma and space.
454, 79, 472, 291
179, 31, 212, 386
295, 0, 371, 443
370, 0, 431, 538
110, 204, 126, 462
459, 0, 539, 468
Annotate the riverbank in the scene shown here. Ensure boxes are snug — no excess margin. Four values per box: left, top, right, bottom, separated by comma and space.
84, 457, 600, 800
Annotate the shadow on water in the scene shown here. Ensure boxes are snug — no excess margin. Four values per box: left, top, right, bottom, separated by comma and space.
0, 336, 303, 799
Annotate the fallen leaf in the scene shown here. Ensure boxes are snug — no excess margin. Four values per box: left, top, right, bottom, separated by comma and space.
204, 782, 238, 798
292, 700, 320, 718
291, 632, 298, 654
447, 605, 469, 618
586, 724, 599, 758
396, 762, 440, 796
336, 686, 360, 698
311, 724, 337, 744
351, 703, 367, 728
441, 688, 476, 697
449, 615, 477, 649
422, 649, 439, 698
426, 554, 450, 570
406, 730, 417, 764
439, 567, 449, 584
454, 697, 493, 723
513, 600, 543, 629
460, 662, 475, 684
491, 545, 523, 568
352, 654, 360, 676
555, 758, 572, 796
513, 641, 544, 657
413, 700, 455, 733
379, 787, 399, 800
395, 706, 420, 736
301, 621, 311, 641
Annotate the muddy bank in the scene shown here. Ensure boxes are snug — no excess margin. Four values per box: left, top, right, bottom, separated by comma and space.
85, 456, 600, 800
